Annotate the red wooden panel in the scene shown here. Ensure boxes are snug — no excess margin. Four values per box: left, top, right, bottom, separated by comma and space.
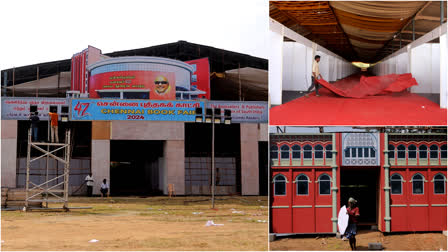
408, 206, 428, 231
293, 208, 314, 233
272, 208, 292, 233
271, 170, 290, 207
429, 169, 447, 231
390, 206, 408, 231
315, 207, 332, 233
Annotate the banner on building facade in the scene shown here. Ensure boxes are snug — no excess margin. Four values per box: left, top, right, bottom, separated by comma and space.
71, 99, 202, 121
185, 58, 210, 100
207, 101, 268, 123
88, 71, 176, 100
1, 97, 69, 120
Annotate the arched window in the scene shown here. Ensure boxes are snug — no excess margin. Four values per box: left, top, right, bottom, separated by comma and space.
442, 145, 447, 159
430, 145, 439, 159
304, 145, 312, 159
280, 145, 290, 160
397, 145, 406, 159
433, 174, 446, 194
412, 173, 425, 195
390, 174, 403, 194
292, 145, 301, 160
318, 174, 331, 195
326, 145, 333, 159
270, 145, 278, 160
273, 174, 287, 196
408, 145, 417, 159
315, 145, 324, 159
419, 145, 428, 159
388, 145, 395, 158
296, 174, 309, 195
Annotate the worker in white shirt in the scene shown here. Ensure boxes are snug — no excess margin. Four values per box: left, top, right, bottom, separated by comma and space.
305, 55, 323, 97
85, 173, 94, 197
100, 179, 110, 198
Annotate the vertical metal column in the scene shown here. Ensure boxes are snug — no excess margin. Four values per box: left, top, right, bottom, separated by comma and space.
384, 133, 391, 232
442, 0, 445, 25
331, 133, 338, 233
211, 114, 215, 209
25, 129, 32, 209
64, 130, 71, 209
412, 18, 415, 41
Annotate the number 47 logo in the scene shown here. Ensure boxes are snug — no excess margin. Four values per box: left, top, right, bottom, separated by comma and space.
73, 101, 91, 118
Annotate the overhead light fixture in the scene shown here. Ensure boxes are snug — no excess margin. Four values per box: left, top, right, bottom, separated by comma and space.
195, 108, 203, 123
224, 109, 232, 125
205, 108, 213, 123
214, 108, 221, 124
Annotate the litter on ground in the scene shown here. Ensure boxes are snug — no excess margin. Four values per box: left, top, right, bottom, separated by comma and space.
205, 220, 224, 226
88, 239, 99, 243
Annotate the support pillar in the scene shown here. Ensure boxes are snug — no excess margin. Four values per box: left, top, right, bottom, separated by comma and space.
383, 133, 391, 232
91, 140, 110, 195
164, 140, 185, 195
240, 124, 260, 195
440, 33, 447, 108
331, 133, 338, 233
1, 120, 18, 188
269, 21, 284, 106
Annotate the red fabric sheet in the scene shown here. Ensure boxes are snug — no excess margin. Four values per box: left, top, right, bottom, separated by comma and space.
317, 73, 418, 98
270, 74, 447, 126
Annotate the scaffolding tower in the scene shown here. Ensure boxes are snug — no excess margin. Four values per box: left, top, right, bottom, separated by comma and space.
25, 128, 71, 211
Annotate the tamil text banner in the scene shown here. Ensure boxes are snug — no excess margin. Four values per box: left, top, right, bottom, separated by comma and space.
71, 99, 203, 122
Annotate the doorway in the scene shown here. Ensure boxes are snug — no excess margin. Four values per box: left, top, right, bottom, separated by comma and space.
340, 167, 380, 226
110, 140, 164, 196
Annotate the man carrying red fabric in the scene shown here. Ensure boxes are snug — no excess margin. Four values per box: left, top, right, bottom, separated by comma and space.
305, 55, 323, 97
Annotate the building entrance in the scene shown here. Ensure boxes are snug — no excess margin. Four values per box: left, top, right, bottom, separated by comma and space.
110, 140, 164, 196
340, 167, 380, 226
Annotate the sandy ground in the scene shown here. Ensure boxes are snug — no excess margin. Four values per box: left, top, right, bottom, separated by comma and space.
270, 230, 448, 251
1, 196, 268, 251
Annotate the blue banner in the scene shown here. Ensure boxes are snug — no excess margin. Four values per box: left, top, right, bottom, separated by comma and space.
71, 99, 203, 121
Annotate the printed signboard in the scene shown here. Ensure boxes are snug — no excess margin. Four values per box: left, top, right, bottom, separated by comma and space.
185, 58, 210, 100
71, 99, 202, 122
1, 97, 69, 120
206, 101, 268, 123
88, 71, 176, 100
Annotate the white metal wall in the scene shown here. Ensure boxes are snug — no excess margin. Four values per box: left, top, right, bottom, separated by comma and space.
371, 22, 447, 108
270, 18, 358, 101
280, 44, 357, 91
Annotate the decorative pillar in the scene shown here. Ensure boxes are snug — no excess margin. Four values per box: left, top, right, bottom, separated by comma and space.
331, 133, 338, 233
383, 132, 391, 232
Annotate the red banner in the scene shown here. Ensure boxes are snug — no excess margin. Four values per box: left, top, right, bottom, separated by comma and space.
185, 58, 210, 100
89, 71, 176, 100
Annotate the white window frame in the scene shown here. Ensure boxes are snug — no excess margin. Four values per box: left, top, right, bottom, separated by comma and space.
273, 174, 287, 196
390, 173, 404, 195
318, 174, 331, 195
295, 174, 310, 196
411, 173, 425, 195
433, 173, 446, 195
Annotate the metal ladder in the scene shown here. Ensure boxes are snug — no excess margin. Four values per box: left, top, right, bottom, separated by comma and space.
24, 128, 71, 211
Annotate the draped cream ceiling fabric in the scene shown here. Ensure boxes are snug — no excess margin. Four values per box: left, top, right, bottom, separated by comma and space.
330, 1, 426, 19
270, 1, 443, 62
330, 1, 426, 62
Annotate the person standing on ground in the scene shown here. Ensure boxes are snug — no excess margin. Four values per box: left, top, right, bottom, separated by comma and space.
305, 55, 323, 97
29, 112, 40, 142
345, 197, 360, 250
100, 179, 109, 198
48, 110, 59, 143
85, 173, 94, 197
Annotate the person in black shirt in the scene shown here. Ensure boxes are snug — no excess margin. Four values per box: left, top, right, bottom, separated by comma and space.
29, 112, 40, 142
